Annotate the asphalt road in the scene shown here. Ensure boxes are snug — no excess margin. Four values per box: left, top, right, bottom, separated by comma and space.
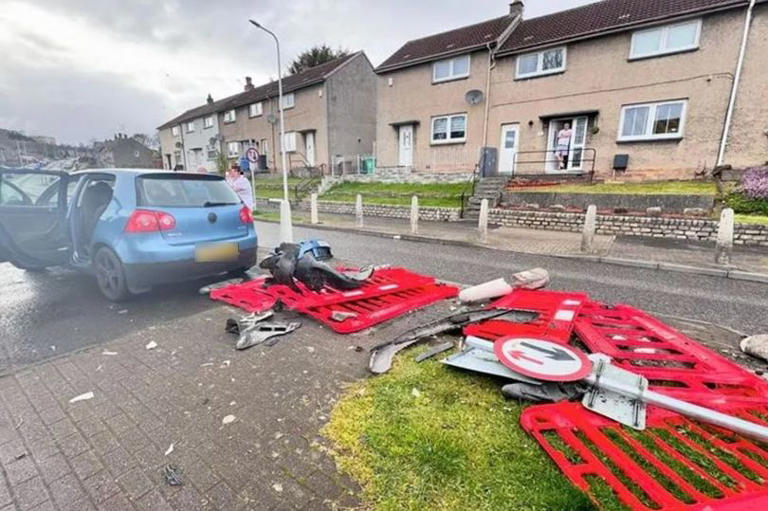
0, 220, 766, 374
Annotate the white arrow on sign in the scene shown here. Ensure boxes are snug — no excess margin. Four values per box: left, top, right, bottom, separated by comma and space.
494, 337, 592, 382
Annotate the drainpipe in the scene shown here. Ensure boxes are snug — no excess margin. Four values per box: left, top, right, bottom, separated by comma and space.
717, 0, 756, 166
179, 125, 188, 170
481, 42, 496, 172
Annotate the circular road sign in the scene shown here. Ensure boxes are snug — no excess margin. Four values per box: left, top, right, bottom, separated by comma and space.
494, 336, 592, 382
246, 147, 259, 163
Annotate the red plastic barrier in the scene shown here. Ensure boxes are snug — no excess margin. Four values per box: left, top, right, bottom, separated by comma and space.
521, 402, 768, 511
210, 267, 458, 333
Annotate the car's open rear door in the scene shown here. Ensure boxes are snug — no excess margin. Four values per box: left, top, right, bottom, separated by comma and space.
0, 170, 71, 269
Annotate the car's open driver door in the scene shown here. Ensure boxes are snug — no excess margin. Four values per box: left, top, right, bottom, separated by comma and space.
0, 170, 71, 269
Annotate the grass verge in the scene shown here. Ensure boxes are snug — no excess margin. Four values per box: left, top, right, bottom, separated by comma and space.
321, 181, 468, 208
521, 181, 716, 196
734, 214, 768, 225
322, 346, 597, 511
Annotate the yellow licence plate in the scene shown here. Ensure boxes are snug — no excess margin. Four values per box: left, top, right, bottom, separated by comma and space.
195, 243, 239, 262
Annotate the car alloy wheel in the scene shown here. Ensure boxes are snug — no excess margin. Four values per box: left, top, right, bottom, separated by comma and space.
94, 247, 130, 301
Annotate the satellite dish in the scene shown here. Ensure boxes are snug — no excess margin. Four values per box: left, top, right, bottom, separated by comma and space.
174, 142, 183, 149
465, 89, 484, 105
209, 137, 218, 146
266, 113, 277, 125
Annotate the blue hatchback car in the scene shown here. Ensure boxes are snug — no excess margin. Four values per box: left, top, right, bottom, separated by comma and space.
0, 169, 258, 301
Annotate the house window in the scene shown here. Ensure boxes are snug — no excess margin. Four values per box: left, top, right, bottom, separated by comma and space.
227, 141, 240, 157
431, 114, 467, 144
223, 109, 236, 123
249, 102, 263, 117
281, 93, 295, 109
432, 55, 470, 83
618, 100, 687, 141
185, 121, 195, 133
516, 47, 566, 79
173, 150, 181, 162
203, 116, 214, 129
207, 150, 217, 161
630, 19, 701, 59
281, 132, 297, 152
171, 126, 180, 137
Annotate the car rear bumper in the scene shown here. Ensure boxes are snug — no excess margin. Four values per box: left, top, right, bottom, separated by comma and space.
123, 245, 258, 289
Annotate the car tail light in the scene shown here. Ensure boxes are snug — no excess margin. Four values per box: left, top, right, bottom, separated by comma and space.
125, 210, 176, 233
239, 206, 253, 224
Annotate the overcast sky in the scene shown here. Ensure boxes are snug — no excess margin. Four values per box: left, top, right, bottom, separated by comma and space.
0, 0, 598, 145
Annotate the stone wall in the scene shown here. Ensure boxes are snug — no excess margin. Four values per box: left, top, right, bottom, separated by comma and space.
337, 167, 472, 184
503, 191, 714, 213
308, 200, 460, 222
488, 209, 768, 246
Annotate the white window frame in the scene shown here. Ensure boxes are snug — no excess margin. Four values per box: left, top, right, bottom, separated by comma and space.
223, 109, 236, 123
617, 99, 688, 142
432, 54, 471, 83
185, 121, 195, 133
515, 46, 567, 79
227, 141, 240, 158
281, 132, 297, 152
249, 102, 263, 117
430, 113, 467, 145
203, 116, 214, 129
629, 19, 702, 60
171, 126, 180, 137
281, 93, 295, 109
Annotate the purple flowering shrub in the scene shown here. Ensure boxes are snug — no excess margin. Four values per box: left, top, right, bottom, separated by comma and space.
742, 166, 768, 199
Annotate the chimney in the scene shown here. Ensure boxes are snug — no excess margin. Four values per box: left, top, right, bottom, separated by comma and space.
206, 93, 214, 104
244, 76, 254, 91
509, 0, 524, 18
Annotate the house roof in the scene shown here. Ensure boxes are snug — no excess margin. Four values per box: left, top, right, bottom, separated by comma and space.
498, 0, 756, 54
158, 52, 362, 130
375, 15, 514, 73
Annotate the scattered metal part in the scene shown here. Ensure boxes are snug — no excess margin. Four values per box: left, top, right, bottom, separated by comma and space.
368, 308, 537, 374
330, 311, 358, 322
441, 347, 541, 384
501, 382, 587, 403
582, 355, 646, 430
199, 278, 244, 295
414, 342, 454, 363
235, 322, 301, 350
225, 311, 274, 335
298, 239, 333, 261
163, 464, 183, 486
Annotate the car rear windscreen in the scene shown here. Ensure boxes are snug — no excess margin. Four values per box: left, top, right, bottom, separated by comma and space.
137, 175, 241, 207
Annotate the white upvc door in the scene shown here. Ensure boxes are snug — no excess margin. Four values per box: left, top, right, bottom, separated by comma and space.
569, 116, 588, 171
398, 125, 413, 167
498, 123, 520, 175
304, 132, 315, 166
546, 116, 589, 173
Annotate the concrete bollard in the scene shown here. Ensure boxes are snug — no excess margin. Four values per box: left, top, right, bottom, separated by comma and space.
478, 199, 489, 242
410, 195, 419, 234
355, 194, 363, 228
715, 207, 734, 265
581, 205, 597, 252
310, 193, 319, 225
279, 199, 294, 243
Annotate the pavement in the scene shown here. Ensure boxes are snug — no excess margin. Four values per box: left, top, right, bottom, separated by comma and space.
277, 211, 768, 279
1, 221, 767, 510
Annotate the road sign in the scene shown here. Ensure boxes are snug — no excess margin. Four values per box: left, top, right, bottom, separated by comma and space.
494, 336, 592, 382
246, 147, 259, 163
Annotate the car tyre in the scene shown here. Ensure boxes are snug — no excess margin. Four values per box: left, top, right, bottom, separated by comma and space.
93, 246, 131, 302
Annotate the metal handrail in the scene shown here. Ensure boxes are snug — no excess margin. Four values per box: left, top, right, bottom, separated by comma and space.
511, 148, 596, 181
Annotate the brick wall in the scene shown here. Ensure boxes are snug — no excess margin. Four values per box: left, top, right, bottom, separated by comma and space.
488, 209, 768, 246
309, 200, 461, 222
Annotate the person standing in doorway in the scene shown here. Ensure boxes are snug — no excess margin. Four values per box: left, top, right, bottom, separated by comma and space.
555, 122, 573, 170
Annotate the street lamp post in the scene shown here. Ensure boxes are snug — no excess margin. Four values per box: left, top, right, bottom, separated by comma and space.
248, 20, 289, 203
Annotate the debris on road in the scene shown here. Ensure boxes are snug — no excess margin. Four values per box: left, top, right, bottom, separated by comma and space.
297, 239, 333, 260
163, 465, 183, 486
233, 322, 301, 350
145, 340, 158, 350
458, 268, 550, 303
164, 443, 174, 456
414, 341, 454, 362
330, 310, 358, 322
101, 350, 117, 356
740, 334, 768, 362
69, 391, 94, 403
199, 277, 245, 295
225, 311, 274, 335
222, 415, 236, 425
212, 267, 458, 334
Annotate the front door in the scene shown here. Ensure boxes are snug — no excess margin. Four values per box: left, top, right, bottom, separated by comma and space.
398, 125, 413, 167
547, 116, 588, 173
498, 123, 520, 175
0, 170, 71, 268
304, 132, 316, 167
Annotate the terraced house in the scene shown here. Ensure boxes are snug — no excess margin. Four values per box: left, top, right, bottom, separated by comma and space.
158, 52, 376, 173
376, 0, 768, 181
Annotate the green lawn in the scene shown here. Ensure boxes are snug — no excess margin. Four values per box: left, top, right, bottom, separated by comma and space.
254, 177, 304, 199
734, 214, 768, 225
320, 181, 469, 208
323, 345, 600, 511
521, 181, 717, 196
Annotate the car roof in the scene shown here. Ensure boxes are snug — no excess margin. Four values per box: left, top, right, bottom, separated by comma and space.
71, 168, 223, 178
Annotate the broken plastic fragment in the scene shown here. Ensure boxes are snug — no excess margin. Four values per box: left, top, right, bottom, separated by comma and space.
330, 310, 358, 322
102, 350, 117, 356
69, 392, 94, 404
165, 443, 174, 456
222, 415, 236, 425
146, 341, 158, 350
